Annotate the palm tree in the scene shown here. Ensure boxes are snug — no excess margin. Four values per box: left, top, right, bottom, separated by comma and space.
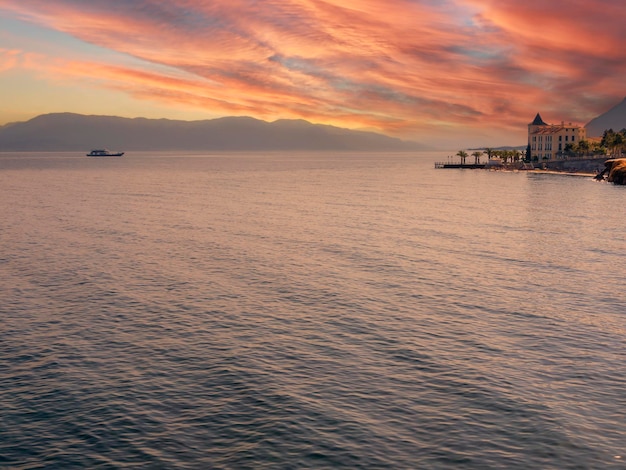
471, 151, 482, 165
492, 150, 503, 161
483, 148, 494, 160
456, 150, 469, 165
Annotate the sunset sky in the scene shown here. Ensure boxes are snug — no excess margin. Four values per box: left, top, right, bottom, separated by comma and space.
1, 0, 625, 147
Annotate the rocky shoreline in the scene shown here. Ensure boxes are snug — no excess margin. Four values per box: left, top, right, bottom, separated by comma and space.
436, 155, 626, 185
597, 158, 626, 185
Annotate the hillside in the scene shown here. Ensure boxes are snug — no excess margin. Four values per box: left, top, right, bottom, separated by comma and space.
0, 113, 425, 152
586, 97, 626, 137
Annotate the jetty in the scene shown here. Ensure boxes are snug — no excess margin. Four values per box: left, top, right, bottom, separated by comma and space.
434, 162, 485, 169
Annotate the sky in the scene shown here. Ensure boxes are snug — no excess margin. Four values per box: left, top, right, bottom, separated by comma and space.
1, 0, 625, 148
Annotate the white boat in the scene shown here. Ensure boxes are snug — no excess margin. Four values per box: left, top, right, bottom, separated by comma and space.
86, 149, 124, 157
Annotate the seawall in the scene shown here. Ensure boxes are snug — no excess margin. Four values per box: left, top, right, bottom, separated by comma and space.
539, 157, 606, 173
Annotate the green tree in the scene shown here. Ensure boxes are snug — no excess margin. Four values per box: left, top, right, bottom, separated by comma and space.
471, 151, 482, 165
577, 139, 590, 156
601, 129, 617, 155
613, 133, 624, 155
590, 140, 604, 155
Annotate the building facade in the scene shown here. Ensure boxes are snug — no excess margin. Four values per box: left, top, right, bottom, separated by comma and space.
528, 113, 586, 160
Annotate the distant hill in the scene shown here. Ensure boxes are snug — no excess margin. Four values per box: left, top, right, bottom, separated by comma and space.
586, 97, 626, 137
468, 145, 526, 151
0, 113, 425, 152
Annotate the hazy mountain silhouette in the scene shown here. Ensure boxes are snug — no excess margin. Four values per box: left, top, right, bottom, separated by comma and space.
586, 97, 626, 137
0, 113, 425, 151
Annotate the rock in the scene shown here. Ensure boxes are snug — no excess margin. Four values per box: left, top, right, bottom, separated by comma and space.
605, 158, 626, 185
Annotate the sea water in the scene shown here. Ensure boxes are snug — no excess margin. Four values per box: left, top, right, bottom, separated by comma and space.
1, 152, 624, 469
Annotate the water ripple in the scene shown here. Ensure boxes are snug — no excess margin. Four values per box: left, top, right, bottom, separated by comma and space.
1, 152, 625, 468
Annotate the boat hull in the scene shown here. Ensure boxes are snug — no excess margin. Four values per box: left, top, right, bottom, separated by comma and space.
86, 150, 124, 157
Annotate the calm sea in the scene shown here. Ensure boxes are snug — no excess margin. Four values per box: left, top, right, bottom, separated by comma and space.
1, 152, 624, 469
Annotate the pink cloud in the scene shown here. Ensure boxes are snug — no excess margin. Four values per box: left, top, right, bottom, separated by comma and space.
1, 0, 625, 144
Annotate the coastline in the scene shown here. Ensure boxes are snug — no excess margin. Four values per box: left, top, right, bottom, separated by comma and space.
526, 169, 597, 178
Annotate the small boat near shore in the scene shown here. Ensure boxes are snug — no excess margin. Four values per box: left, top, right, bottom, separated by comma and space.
86, 149, 124, 157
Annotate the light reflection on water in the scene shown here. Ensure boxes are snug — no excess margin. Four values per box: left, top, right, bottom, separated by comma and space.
1, 152, 625, 468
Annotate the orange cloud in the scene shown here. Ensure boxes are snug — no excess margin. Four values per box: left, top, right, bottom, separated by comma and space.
0, 48, 23, 72
1, 0, 625, 145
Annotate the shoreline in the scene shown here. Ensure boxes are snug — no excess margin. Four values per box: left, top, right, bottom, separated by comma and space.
526, 169, 597, 177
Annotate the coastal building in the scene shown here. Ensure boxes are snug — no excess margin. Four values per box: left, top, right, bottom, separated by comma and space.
528, 113, 586, 161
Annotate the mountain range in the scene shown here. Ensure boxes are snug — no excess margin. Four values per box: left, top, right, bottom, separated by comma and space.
2, 97, 624, 152
585, 97, 626, 137
0, 113, 425, 152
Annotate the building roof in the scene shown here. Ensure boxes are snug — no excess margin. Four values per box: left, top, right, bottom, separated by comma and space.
531, 126, 563, 135
530, 113, 547, 126
529, 123, 585, 135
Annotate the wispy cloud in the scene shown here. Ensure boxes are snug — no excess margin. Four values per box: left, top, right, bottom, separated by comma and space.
1, 0, 625, 144
0, 48, 23, 72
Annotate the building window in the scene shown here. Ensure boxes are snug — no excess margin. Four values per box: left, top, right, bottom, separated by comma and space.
559, 136, 562, 141
572, 135, 575, 141
565, 136, 569, 141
